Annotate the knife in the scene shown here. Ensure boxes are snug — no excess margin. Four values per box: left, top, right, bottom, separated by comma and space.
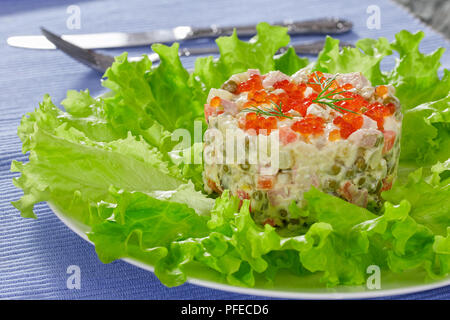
8, 18, 352, 50
40, 27, 354, 73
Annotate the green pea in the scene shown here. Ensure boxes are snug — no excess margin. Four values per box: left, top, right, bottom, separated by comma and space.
239, 163, 250, 171
346, 169, 355, 178
252, 191, 263, 201
355, 157, 367, 171
221, 80, 238, 93
325, 179, 337, 191
358, 177, 366, 186
331, 164, 341, 175
279, 209, 288, 218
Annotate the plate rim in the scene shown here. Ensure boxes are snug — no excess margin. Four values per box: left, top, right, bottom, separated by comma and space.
49, 202, 450, 299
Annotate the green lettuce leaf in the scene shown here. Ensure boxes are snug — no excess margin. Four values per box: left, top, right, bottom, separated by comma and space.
400, 94, 450, 165
88, 187, 449, 287
387, 30, 450, 109
382, 161, 450, 236
190, 23, 290, 103
88, 187, 210, 264
274, 47, 309, 76
314, 36, 392, 85
12, 96, 184, 222
148, 181, 214, 216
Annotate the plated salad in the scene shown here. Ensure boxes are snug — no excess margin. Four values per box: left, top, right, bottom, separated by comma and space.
203, 68, 402, 234
11, 23, 450, 288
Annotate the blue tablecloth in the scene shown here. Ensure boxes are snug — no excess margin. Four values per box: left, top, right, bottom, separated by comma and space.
0, 0, 449, 300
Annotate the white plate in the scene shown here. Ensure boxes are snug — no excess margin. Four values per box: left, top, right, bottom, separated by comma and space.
50, 202, 450, 299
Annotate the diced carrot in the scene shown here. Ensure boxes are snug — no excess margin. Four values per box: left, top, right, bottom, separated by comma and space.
262, 218, 276, 227
210, 96, 221, 107
381, 179, 393, 191
207, 179, 222, 193
375, 85, 388, 98
382, 130, 396, 154
257, 175, 274, 190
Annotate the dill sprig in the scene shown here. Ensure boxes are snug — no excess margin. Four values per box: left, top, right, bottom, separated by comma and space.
242, 101, 293, 119
308, 74, 359, 114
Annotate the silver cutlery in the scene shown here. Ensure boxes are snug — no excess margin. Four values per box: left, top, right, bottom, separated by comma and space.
40, 27, 354, 73
9, 18, 352, 50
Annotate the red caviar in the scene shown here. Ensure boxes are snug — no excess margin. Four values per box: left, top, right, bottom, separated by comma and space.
248, 90, 268, 103
243, 80, 310, 115
335, 92, 370, 113
307, 71, 325, 92
241, 112, 277, 135
385, 102, 396, 114
291, 115, 325, 136
238, 72, 368, 121
237, 74, 263, 93
273, 80, 306, 99
364, 102, 395, 130
333, 113, 364, 139
229, 72, 398, 138
342, 83, 354, 90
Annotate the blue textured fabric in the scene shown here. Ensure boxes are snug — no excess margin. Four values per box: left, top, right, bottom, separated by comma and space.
0, 0, 449, 300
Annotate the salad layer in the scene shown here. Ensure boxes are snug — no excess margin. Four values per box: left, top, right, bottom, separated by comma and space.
10, 23, 450, 288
